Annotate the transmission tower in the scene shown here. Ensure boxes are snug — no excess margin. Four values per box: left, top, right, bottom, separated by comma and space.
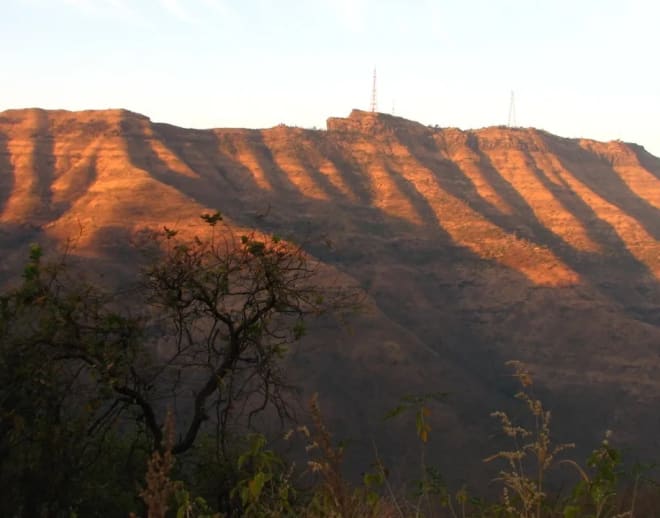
507, 90, 517, 127
370, 68, 377, 113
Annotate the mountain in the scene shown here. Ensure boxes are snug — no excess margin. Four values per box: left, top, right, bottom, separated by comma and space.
2, 107, 660, 481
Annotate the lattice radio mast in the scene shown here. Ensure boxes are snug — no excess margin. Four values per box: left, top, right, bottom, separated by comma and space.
370, 68, 378, 113
508, 90, 517, 127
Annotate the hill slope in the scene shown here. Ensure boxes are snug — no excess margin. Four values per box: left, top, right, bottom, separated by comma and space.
2, 107, 660, 479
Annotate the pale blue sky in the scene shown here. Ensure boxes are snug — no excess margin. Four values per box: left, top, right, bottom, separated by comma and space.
2, 0, 659, 156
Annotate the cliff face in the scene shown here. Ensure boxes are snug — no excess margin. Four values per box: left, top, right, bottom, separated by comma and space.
2, 107, 660, 478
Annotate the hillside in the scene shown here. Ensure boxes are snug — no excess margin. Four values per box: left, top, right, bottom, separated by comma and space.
2, 107, 660, 480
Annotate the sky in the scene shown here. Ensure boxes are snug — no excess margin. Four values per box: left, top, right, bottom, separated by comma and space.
1, 0, 659, 156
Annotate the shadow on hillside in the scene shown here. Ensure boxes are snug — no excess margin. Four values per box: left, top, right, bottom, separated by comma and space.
123, 112, 528, 366
124, 112, 660, 351
120, 115, 549, 481
271, 131, 348, 201
630, 145, 660, 179
540, 134, 660, 241
0, 129, 13, 216
18, 110, 99, 222
303, 130, 373, 204
3, 111, 660, 485
0, 110, 58, 222
403, 129, 660, 327
32, 110, 55, 221
84, 111, 658, 486
123, 122, 255, 215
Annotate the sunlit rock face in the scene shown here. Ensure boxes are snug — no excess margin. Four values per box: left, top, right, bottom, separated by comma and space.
2, 107, 660, 481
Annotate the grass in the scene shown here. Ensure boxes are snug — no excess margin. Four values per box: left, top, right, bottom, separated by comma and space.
129, 361, 660, 517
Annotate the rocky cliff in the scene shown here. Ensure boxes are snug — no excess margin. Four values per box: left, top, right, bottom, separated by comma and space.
2, 107, 660, 480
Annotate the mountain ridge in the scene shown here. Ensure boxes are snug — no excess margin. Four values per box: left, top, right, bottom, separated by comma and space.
2, 107, 660, 480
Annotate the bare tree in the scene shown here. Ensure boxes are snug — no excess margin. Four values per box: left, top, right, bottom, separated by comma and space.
0, 213, 357, 515
127, 212, 355, 455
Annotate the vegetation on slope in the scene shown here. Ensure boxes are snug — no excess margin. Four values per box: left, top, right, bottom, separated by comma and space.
1, 216, 659, 517
3, 108, 660, 482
